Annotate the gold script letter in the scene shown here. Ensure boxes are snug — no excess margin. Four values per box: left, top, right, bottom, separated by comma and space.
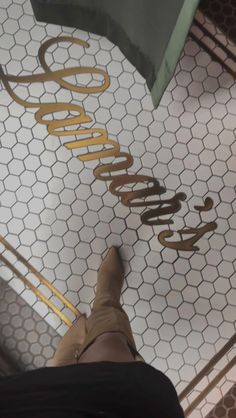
158, 222, 217, 251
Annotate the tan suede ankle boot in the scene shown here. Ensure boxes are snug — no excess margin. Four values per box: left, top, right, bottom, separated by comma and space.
92, 247, 124, 311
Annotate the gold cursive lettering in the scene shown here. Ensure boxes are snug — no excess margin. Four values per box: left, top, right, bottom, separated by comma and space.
0, 36, 217, 251
109, 174, 165, 207
158, 222, 217, 251
194, 197, 214, 212
64, 128, 120, 161
94, 152, 134, 181
141, 193, 187, 225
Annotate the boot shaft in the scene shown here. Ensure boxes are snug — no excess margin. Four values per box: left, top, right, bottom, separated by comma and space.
93, 247, 124, 310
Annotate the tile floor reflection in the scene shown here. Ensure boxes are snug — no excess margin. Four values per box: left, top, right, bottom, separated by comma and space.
0, 1, 236, 417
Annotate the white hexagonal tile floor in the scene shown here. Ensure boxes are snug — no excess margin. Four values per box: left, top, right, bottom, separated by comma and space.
0, 279, 60, 371
0, 0, 236, 416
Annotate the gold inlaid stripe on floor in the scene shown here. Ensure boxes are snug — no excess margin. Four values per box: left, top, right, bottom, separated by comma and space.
0, 234, 81, 326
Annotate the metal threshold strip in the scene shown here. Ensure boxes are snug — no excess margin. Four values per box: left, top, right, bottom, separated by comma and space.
179, 333, 236, 416
190, 9, 236, 79
0, 235, 82, 327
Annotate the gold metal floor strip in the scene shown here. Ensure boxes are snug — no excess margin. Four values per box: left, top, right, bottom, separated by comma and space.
179, 334, 236, 416
0, 235, 82, 326
185, 357, 236, 417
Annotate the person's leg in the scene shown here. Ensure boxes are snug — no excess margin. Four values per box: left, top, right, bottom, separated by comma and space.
75, 247, 145, 363
77, 331, 135, 363
53, 247, 145, 366
53, 314, 87, 367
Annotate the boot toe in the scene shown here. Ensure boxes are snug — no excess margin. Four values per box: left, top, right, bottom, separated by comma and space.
100, 246, 123, 275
